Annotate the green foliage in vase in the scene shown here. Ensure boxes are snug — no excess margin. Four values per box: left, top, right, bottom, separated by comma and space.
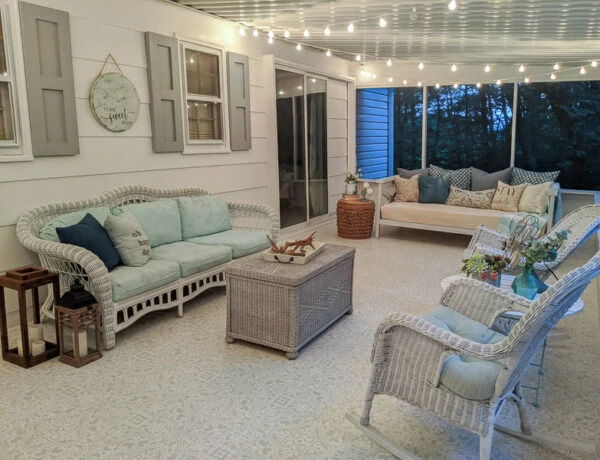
520, 230, 569, 268
461, 252, 510, 276
344, 169, 361, 184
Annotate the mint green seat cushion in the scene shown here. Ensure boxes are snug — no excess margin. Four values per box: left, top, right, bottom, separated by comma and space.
109, 259, 180, 302
177, 196, 232, 239
119, 200, 182, 248
422, 305, 506, 401
186, 230, 270, 259
151, 242, 232, 277
39, 207, 111, 242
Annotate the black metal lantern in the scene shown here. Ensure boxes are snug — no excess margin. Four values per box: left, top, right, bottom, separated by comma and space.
58, 279, 97, 309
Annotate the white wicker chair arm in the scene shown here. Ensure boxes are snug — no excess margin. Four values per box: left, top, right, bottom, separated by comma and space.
227, 201, 280, 241
463, 225, 507, 259
440, 278, 531, 326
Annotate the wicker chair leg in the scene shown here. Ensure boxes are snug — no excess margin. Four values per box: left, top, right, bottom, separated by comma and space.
479, 433, 493, 460
177, 303, 183, 317
511, 385, 533, 435
360, 388, 375, 426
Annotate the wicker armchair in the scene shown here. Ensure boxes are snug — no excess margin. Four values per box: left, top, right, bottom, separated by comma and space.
16, 185, 280, 349
463, 204, 600, 280
354, 250, 600, 459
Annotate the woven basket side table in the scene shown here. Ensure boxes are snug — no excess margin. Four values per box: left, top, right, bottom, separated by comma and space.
336, 199, 375, 239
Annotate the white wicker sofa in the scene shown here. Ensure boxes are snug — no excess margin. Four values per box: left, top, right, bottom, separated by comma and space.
16, 185, 280, 349
362, 176, 559, 237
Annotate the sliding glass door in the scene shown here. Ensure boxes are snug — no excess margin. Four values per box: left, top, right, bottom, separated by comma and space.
275, 68, 328, 229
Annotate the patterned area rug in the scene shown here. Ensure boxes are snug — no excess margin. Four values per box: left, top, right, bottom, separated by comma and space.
1, 223, 599, 459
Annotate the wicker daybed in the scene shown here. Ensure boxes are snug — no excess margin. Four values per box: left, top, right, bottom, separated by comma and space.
16, 185, 280, 349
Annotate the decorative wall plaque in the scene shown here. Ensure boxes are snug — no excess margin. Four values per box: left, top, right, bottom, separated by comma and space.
89, 55, 140, 132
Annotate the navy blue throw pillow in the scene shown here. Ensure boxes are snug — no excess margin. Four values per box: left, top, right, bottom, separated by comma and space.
418, 175, 450, 204
57, 213, 121, 271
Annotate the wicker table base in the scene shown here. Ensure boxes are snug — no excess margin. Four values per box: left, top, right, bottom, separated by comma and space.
225, 244, 355, 359
337, 199, 375, 239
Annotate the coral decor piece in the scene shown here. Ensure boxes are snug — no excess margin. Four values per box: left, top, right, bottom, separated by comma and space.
267, 232, 317, 256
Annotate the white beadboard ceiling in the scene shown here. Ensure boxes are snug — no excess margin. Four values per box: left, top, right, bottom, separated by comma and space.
169, 0, 600, 67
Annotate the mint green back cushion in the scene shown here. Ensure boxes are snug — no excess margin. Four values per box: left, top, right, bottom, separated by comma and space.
187, 230, 270, 259
177, 196, 232, 239
39, 207, 111, 242
119, 200, 182, 248
422, 305, 506, 401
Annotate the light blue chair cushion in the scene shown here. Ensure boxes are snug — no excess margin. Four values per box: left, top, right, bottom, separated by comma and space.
177, 196, 232, 239
119, 200, 182, 248
109, 259, 180, 302
186, 230, 270, 259
39, 207, 111, 242
422, 305, 506, 401
151, 241, 232, 277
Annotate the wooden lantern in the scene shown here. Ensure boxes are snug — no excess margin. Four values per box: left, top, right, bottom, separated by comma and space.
56, 280, 102, 368
0, 266, 60, 368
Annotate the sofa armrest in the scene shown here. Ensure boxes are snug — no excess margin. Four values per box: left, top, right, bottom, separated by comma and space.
227, 202, 280, 241
547, 183, 561, 227
357, 176, 396, 238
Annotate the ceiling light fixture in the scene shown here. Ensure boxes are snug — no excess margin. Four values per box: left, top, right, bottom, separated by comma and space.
386, 59, 392, 67
238, 27, 246, 36
553, 63, 560, 70
347, 23, 354, 33
303, 29, 310, 37
518, 64, 525, 73
484, 64, 491, 73
284, 29, 290, 38
252, 30, 259, 37
550, 73, 557, 80
580, 66, 587, 75
379, 18, 387, 28
418, 62, 424, 70
324, 26, 331, 36
326, 49, 332, 57
448, 0, 457, 11
451, 64, 457, 72
296, 43, 302, 51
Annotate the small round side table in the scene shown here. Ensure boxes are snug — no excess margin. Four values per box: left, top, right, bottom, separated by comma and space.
336, 198, 375, 239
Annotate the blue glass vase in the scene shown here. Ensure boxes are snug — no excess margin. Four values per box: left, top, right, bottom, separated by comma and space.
512, 265, 538, 299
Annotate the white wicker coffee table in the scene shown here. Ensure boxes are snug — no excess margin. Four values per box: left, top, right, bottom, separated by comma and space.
225, 244, 355, 359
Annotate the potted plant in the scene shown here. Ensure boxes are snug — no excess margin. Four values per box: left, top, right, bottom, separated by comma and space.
511, 230, 569, 299
460, 252, 510, 287
344, 170, 360, 195
359, 181, 373, 201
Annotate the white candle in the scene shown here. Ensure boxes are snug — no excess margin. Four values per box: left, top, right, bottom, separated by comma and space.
75, 329, 88, 358
31, 340, 46, 356
17, 338, 24, 357
28, 324, 44, 349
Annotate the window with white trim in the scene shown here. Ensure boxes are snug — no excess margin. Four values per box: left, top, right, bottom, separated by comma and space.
182, 43, 226, 146
0, 3, 17, 147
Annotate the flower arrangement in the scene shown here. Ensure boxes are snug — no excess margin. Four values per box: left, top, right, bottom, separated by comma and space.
359, 181, 374, 201
344, 169, 361, 184
519, 230, 569, 268
461, 252, 511, 285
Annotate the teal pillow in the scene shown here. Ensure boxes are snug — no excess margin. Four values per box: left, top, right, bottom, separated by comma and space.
177, 195, 232, 239
104, 210, 151, 267
418, 176, 450, 204
56, 214, 121, 271
39, 207, 111, 242
118, 200, 182, 248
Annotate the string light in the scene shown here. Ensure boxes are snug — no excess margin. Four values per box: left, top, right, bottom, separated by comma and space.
355, 54, 361, 61
418, 62, 424, 70
550, 73, 557, 80
496, 79, 502, 86
252, 29, 259, 37
451, 64, 457, 72
476, 82, 482, 88
592, 59, 598, 68
326, 49, 332, 57
284, 29, 290, 38
435, 83, 440, 89
524, 76, 531, 83
372, 73, 377, 79
518, 64, 526, 73
268, 30, 274, 38
580, 66, 587, 75
453, 83, 459, 89
448, 0, 457, 11
324, 26, 331, 36
347, 23, 354, 33
553, 63, 560, 70
268, 37, 274, 44
388, 77, 394, 82
303, 29, 310, 38
189, 57, 194, 64
484, 64, 491, 72
379, 18, 387, 28
238, 27, 246, 36
417, 81, 422, 87
403, 79, 408, 85
296, 43, 302, 51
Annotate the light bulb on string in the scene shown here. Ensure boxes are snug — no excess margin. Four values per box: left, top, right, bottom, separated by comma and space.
476, 82, 482, 88
418, 62, 424, 70
453, 83, 459, 89
524, 76, 531, 83
553, 63, 560, 70
388, 77, 394, 82
379, 18, 387, 28
496, 79, 502, 86
386, 59, 392, 67
326, 49, 332, 57
372, 73, 377, 79
484, 64, 491, 73
402, 79, 408, 85
347, 23, 354, 33
550, 73, 557, 80
592, 59, 598, 68
355, 54, 361, 62
451, 64, 457, 72
518, 64, 525, 73
268, 30, 274, 38
580, 66, 587, 75
448, 0, 457, 11
252, 30, 259, 37
303, 29, 310, 38
238, 27, 246, 36
324, 26, 331, 36
435, 83, 440, 89
417, 81, 422, 87
268, 37, 274, 44
284, 29, 290, 38
296, 43, 302, 51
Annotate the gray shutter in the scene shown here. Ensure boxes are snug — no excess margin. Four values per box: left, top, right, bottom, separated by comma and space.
145, 32, 184, 153
226, 52, 251, 151
20, 2, 79, 156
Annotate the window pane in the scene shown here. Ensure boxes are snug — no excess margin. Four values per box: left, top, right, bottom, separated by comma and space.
0, 82, 14, 140
427, 84, 513, 172
0, 11, 7, 75
185, 49, 219, 97
187, 101, 222, 140
515, 81, 600, 190
393, 87, 423, 171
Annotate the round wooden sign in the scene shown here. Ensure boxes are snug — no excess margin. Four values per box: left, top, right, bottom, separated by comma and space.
89, 72, 140, 132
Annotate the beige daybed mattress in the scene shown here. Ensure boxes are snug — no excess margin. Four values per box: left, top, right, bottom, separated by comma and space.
380, 202, 510, 231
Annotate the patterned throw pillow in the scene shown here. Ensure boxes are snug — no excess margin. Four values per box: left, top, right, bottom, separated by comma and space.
430, 164, 471, 190
394, 175, 420, 202
446, 185, 495, 209
397, 167, 429, 179
104, 209, 151, 267
519, 182, 552, 214
510, 167, 560, 185
491, 181, 527, 212
470, 167, 513, 191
